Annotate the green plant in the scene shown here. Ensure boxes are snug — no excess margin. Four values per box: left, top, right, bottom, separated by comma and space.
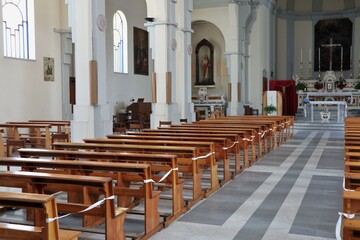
263, 104, 277, 114
355, 81, 360, 89
296, 82, 307, 91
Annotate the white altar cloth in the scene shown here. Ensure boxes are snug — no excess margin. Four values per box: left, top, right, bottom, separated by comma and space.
307, 101, 347, 123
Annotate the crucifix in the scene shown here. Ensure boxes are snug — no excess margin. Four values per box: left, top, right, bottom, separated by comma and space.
321, 38, 341, 71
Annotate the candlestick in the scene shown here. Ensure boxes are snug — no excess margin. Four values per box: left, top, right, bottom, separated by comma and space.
309, 48, 311, 62
308, 61, 312, 79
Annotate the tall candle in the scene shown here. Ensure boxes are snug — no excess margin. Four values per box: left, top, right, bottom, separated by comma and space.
300, 49, 303, 62
350, 46, 352, 60
309, 48, 311, 62
341, 46, 343, 61
318, 48, 321, 71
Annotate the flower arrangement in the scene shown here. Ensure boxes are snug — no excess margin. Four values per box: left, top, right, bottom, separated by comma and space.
335, 79, 347, 89
314, 81, 323, 90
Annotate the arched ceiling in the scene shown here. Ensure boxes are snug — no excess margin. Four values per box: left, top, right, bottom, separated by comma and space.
193, 0, 360, 13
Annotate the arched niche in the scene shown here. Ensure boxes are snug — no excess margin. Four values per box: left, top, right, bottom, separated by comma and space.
195, 39, 214, 86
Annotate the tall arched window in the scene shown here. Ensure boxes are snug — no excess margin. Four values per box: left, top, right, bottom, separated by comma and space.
113, 10, 128, 73
2, 0, 35, 59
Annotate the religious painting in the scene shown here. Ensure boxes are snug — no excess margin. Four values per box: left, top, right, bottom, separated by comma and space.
195, 39, 215, 86
133, 27, 149, 75
43, 57, 54, 81
314, 18, 352, 72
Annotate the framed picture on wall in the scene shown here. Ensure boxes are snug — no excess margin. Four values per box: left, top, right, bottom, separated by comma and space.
44, 57, 54, 81
133, 27, 149, 75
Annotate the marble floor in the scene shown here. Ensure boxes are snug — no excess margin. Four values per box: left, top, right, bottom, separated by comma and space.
150, 127, 344, 240
0, 123, 345, 240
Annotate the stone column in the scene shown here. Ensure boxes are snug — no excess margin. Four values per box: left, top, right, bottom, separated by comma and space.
226, 3, 243, 116
175, 0, 195, 122
66, 0, 110, 141
146, 0, 180, 128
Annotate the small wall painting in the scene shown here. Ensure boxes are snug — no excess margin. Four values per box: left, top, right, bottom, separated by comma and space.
44, 57, 54, 81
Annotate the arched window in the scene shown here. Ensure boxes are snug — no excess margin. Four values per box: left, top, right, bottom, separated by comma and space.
113, 10, 128, 73
2, 0, 35, 59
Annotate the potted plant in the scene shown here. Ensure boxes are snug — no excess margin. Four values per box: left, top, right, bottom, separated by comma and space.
314, 81, 323, 90
296, 82, 307, 92
263, 104, 277, 115
335, 79, 347, 89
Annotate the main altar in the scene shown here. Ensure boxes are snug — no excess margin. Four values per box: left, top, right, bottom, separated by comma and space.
296, 71, 360, 108
295, 71, 360, 123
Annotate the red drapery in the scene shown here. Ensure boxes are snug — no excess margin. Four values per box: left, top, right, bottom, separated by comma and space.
269, 80, 297, 116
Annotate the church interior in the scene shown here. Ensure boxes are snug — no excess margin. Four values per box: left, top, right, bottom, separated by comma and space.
0, 0, 359, 239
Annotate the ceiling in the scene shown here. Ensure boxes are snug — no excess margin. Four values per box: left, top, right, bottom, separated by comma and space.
193, 0, 359, 13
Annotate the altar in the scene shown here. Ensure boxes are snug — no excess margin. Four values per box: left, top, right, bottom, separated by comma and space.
307, 101, 347, 123
296, 71, 360, 116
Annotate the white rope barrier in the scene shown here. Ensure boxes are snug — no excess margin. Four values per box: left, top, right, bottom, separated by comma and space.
343, 177, 355, 192
47, 195, 115, 223
243, 136, 255, 142
144, 167, 179, 183
222, 141, 239, 150
335, 212, 355, 240
192, 152, 215, 161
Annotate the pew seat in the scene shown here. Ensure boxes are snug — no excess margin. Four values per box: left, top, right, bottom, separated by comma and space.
0, 191, 81, 240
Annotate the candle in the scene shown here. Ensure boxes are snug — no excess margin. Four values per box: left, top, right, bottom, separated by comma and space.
300, 49, 303, 62
350, 46, 352, 60
309, 48, 311, 62
341, 46, 343, 61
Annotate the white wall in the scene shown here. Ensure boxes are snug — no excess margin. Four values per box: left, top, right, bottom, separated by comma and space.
105, 0, 152, 114
293, 20, 312, 79
0, 0, 63, 122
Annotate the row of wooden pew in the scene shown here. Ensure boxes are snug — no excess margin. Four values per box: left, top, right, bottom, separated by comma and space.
341, 117, 360, 239
0, 116, 293, 239
0, 120, 70, 157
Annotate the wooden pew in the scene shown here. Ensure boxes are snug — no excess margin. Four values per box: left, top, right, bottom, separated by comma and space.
0, 191, 81, 240
164, 123, 264, 159
342, 187, 360, 239
81, 137, 232, 184
8, 121, 71, 143
28, 120, 71, 142
0, 157, 161, 239
17, 148, 185, 221
0, 123, 52, 150
184, 121, 270, 153
49, 142, 218, 201
0, 171, 127, 240
196, 118, 280, 151
224, 115, 294, 142
126, 131, 247, 172
140, 128, 252, 169
105, 134, 235, 179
